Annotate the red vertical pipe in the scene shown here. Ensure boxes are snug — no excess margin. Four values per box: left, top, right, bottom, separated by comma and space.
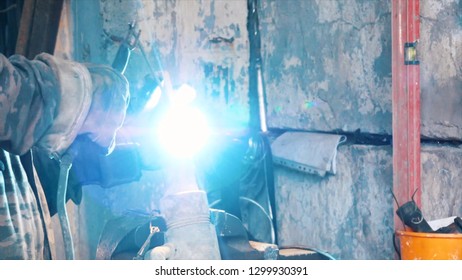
407, 0, 421, 208
392, 0, 421, 231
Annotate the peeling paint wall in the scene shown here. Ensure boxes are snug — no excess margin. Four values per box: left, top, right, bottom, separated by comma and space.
260, 0, 392, 134
74, 0, 250, 126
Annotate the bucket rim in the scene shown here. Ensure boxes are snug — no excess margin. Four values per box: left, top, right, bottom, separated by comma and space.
396, 230, 462, 239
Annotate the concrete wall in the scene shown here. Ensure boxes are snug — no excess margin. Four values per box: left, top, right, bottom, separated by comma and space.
276, 144, 462, 260
275, 145, 394, 260
260, 0, 462, 140
421, 145, 462, 220
260, 0, 392, 134
420, 0, 462, 140
262, 0, 396, 259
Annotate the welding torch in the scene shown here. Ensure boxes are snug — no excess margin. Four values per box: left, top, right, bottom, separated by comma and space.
111, 21, 141, 75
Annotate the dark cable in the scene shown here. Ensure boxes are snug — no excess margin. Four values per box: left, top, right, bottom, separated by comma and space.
0, 4, 16, 13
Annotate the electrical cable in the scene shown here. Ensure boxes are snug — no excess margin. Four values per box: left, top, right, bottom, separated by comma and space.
239, 132, 278, 243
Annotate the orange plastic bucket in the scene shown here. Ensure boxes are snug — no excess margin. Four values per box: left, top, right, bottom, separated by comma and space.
396, 230, 462, 260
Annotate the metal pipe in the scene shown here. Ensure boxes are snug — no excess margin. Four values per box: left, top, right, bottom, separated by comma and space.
247, 0, 268, 132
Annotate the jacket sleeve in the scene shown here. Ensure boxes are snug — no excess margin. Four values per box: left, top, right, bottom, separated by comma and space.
0, 53, 93, 157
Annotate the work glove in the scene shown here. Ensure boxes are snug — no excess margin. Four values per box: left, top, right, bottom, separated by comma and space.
145, 190, 221, 260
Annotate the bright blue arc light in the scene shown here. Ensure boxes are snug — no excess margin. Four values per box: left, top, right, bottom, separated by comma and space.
157, 105, 211, 159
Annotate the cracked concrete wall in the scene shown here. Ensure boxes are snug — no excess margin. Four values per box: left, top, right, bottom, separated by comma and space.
261, 0, 394, 260
421, 145, 462, 220
260, 0, 462, 140
275, 144, 462, 259
260, 0, 392, 134
420, 0, 462, 140
275, 145, 394, 260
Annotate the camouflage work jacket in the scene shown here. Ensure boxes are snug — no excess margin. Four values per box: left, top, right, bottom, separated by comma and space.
0, 53, 93, 259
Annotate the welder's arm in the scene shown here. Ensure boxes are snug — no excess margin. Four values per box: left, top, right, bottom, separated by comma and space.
0, 53, 129, 157
0, 53, 64, 155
